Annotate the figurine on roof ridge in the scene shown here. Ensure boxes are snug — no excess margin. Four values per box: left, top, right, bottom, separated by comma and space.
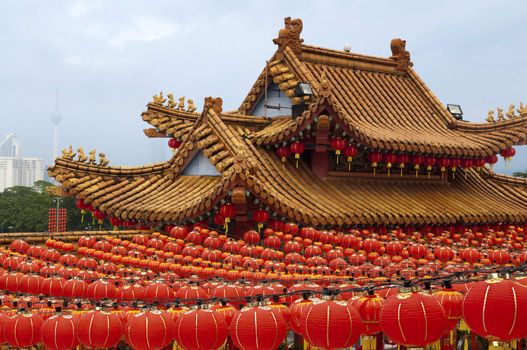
390, 38, 413, 71
273, 17, 304, 55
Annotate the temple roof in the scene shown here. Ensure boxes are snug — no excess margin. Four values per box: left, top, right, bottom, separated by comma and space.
49, 104, 527, 226
49, 17, 527, 228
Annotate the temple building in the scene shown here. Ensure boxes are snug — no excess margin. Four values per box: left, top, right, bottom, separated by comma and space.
48, 18, 527, 235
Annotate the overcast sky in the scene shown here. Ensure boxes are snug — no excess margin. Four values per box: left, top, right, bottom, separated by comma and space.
1, 0, 526, 174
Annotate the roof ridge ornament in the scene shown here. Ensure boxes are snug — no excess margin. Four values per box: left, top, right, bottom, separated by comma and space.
204, 97, 223, 114
273, 17, 304, 56
319, 72, 331, 98
389, 38, 413, 71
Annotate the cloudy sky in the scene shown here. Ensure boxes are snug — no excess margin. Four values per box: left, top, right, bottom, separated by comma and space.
1, 0, 526, 174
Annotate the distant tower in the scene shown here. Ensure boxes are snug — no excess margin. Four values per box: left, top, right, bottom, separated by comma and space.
50, 91, 62, 161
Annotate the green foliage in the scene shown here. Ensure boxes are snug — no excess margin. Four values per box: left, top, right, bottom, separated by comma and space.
513, 171, 527, 178
0, 181, 86, 232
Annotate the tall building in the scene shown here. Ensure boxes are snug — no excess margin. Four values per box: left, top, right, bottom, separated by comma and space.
0, 133, 44, 192
0, 133, 22, 157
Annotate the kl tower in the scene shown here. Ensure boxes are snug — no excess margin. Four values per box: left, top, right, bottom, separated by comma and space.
50, 91, 62, 162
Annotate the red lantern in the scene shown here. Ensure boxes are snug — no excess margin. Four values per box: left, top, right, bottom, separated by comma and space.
424, 156, 436, 178
432, 286, 463, 332
344, 144, 358, 171
437, 157, 450, 179
500, 147, 516, 168
475, 157, 486, 172
4, 312, 43, 348
125, 310, 175, 350
145, 281, 173, 303
463, 278, 527, 341
383, 153, 397, 176
367, 151, 382, 175
174, 308, 228, 350
288, 298, 313, 334
219, 203, 236, 234
78, 310, 123, 349
253, 209, 269, 233
330, 137, 346, 164
168, 138, 182, 149
41, 314, 79, 350
450, 158, 461, 179
41, 276, 65, 297
276, 146, 291, 167
230, 306, 287, 350
87, 280, 117, 300
380, 291, 447, 347
290, 141, 305, 168
19, 274, 43, 295
411, 154, 425, 177
349, 292, 384, 335
485, 154, 498, 169
460, 158, 474, 179
62, 278, 88, 298
303, 299, 363, 349
397, 153, 410, 176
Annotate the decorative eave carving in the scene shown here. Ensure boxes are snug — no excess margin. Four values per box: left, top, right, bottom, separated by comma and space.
273, 17, 304, 56
389, 38, 413, 71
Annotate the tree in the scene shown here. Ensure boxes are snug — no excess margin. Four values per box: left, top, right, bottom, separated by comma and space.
513, 171, 527, 178
0, 181, 89, 232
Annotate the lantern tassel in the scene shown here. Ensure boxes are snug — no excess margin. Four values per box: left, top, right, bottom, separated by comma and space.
296, 159, 299, 168
336, 153, 340, 164
257, 223, 262, 233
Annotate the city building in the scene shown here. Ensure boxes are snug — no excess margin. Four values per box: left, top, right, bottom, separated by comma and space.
0, 133, 44, 192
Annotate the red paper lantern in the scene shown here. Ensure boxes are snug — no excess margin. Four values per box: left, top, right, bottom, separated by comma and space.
62, 278, 88, 298
383, 153, 397, 176
125, 310, 175, 350
344, 144, 358, 171
4, 312, 43, 348
463, 278, 527, 341
168, 138, 182, 149
175, 308, 228, 350
411, 154, 425, 176
330, 137, 346, 163
244, 230, 261, 244
485, 154, 498, 167
9, 239, 29, 254
19, 274, 43, 295
78, 310, 123, 349
432, 287, 463, 332
303, 299, 363, 349
290, 141, 305, 168
423, 156, 436, 177
230, 306, 287, 350
288, 298, 314, 334
219, 203, 236, 233
349, 292, 385, 335
253, 209, 269, 232
87, 280, 117, 300
367, 151, 382, 174
397, 153, 410, 176
144, 281, 173, 303
380, 291, 447, 347
41, 314, 79, 350
41, 276, 65, 297
276, 146, 291, 164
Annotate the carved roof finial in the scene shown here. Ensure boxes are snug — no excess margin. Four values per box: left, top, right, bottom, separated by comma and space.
273, 17, 304, 55
204, 97, 223, 114
390, 38, 413, 71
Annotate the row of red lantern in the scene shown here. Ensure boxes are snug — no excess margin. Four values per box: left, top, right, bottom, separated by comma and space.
1, 277, 527, 349
366, 151, 509, 178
